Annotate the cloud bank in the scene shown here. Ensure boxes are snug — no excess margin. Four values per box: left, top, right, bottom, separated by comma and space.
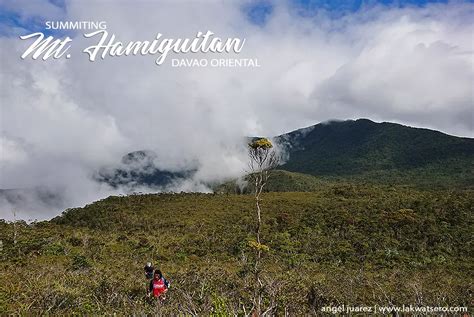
0, 0, 472, 220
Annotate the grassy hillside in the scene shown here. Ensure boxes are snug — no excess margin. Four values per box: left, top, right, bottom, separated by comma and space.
1, 186, 472, 315
215, 170, 328, 194
278, 119, 474, 188
217, 167, 473, 196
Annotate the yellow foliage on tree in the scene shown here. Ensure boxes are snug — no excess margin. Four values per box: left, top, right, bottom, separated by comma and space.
249, 138, 273, 149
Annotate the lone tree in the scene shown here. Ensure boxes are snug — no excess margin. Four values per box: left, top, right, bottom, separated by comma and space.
247, 137, 279, 315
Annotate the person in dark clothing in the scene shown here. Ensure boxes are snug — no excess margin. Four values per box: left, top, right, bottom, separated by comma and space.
148, 269, 170, 299
144, 262, 154, 280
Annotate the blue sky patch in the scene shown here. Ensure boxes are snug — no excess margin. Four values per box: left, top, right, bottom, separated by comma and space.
242, 0, 470, 25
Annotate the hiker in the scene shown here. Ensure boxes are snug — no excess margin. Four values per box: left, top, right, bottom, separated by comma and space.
148, 269, 170, 299
144, 262, 154, 280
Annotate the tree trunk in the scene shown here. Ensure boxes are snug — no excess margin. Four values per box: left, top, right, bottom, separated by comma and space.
253, 173, 265, 315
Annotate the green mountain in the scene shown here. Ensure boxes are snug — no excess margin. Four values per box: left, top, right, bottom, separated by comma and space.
92, 119, 473, 192
277, 119, 474, 188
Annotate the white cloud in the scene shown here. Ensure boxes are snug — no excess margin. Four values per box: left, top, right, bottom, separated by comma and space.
0, 1, 472, 220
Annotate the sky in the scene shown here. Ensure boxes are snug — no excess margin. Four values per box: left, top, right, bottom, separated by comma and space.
0, 0, 473, 220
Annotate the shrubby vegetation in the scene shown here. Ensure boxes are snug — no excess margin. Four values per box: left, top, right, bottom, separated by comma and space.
1, 185, 472, 314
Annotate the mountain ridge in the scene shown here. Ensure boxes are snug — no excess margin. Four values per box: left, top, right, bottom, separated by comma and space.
278, 118, 472, 140
96, 118, 474, 191
275, 118, 473, 186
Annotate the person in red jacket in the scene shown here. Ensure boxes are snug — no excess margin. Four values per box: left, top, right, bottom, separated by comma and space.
148, 269, 169, 299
